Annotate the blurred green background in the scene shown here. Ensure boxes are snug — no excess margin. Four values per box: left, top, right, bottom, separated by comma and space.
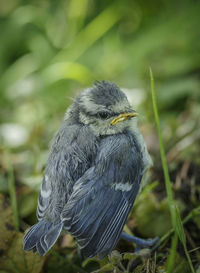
0, 0, 200, 272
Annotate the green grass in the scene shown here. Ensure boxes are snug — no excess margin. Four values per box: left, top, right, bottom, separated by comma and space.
149, 68, 195, 273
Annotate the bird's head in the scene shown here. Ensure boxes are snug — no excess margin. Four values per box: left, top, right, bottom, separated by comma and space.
67, 81, 138, 136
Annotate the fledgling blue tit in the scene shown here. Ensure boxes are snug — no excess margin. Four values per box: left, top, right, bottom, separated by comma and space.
23, 81, 152, 259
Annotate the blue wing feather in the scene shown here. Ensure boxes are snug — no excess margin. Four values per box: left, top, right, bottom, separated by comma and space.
61, 133, 143, 258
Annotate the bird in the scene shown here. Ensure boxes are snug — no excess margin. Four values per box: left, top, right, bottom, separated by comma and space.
23, 81, 157, 259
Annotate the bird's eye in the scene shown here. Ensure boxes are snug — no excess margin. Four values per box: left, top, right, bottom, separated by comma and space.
97, 112, 110, 119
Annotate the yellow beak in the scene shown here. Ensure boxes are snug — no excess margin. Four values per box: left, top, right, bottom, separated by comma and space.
110, 112, 138, 125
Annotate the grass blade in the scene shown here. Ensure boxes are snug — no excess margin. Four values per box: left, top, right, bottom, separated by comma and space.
149, 68, 195, 273
149, 67, 176, 226
175, 205, 186, 245
175, 205, 195, 273
166, 233, 178, 272
55, 3, 122, 62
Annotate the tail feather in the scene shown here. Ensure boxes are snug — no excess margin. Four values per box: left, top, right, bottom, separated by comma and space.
23, 220, 63, 256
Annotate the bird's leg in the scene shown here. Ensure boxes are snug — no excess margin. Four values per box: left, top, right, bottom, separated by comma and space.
120, 232, 159, 248
120, 232, 159, 271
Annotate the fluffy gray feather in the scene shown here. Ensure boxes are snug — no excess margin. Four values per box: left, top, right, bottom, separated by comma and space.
23, 81, 151, 258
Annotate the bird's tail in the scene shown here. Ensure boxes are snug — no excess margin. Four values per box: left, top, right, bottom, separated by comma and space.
23, 220, 63, 256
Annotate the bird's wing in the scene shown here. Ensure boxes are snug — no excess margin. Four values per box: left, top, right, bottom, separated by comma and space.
61, 133, 143, 259
37, 124, 97, 221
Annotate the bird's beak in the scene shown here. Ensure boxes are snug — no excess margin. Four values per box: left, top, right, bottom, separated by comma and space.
110, 112, 138, 125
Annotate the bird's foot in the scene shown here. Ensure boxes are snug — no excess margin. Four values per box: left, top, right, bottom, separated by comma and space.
120, 232, 159, 271
120, 232, 159, 248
